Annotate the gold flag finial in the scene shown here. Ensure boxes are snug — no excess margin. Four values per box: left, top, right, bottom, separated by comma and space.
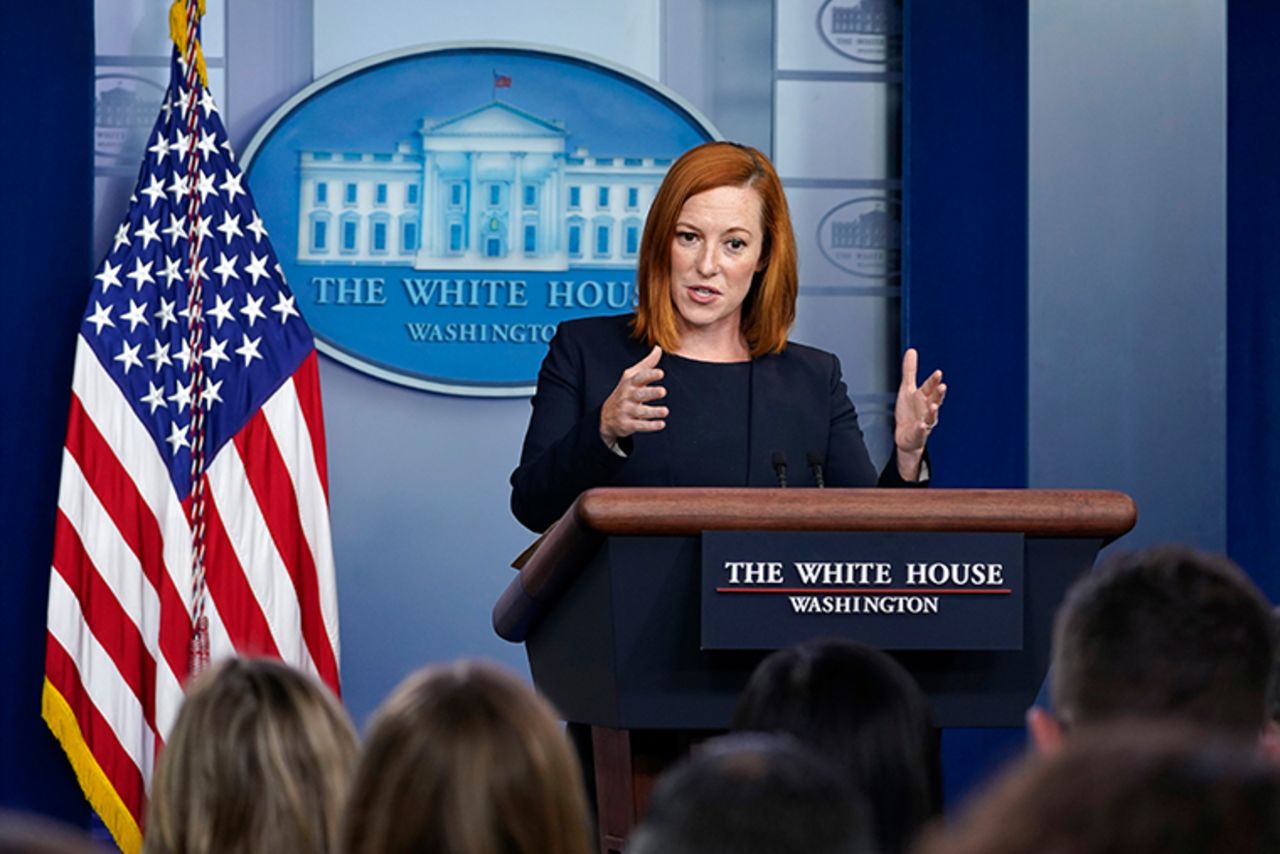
168, 0, 209, 88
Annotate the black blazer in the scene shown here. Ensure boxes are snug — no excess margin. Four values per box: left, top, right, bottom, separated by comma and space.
510, 314, 919, 532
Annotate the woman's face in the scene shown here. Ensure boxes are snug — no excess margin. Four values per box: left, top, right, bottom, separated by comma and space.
667, 183, 766, 340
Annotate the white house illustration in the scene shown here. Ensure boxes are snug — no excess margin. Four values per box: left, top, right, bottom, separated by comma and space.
295, 101, 674, 271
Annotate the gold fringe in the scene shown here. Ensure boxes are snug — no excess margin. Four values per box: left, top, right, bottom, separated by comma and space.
42, 679, 143, 854
168, 0, 209, 88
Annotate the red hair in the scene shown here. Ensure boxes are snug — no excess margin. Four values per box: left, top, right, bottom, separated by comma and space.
632, 142, 798, 356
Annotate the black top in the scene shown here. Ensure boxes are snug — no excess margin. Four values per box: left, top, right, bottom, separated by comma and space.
648, 354, 752, 488
509, 314, 921, 532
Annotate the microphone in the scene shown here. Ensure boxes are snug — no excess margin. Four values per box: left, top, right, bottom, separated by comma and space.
771, 451, 788, 488
806, 451, 826, 488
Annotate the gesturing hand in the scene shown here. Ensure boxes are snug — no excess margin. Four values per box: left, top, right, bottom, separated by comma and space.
894, 348, 946, 476
600, 345, 668, 448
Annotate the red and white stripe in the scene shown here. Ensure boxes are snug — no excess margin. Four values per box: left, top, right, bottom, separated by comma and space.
46, 337, 339, 833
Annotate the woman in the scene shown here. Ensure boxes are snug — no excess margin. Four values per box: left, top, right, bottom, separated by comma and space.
142, 657, 358, 854
341, 660, 592, 854
510, 141, 945, 532
732, 639, 940, 854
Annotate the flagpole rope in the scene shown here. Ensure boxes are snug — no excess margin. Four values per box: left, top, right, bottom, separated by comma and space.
172, 0, 211, 676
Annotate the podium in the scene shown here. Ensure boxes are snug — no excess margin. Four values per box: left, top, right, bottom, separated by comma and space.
493, 487, 1136, 853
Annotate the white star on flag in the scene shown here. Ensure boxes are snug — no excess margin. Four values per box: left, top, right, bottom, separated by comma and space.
163, 213, 186, 246
154, 296, 177, 329
213, 252, 239, 286
203, 335, 230, 369
141, 174, 167, 207
174, 336, 194, 371
235, 333, 263, 366
160, 256, 183, 287
126, 258, 155, 290
148, 133, 172, 163
207, 293, 235, 328
164, 421, 189, 452
244, 253, 270, 287
121, 299, 150, 332
240, 294, 265, 327
202, 376, 224, 408
246, 211, 268, 242
95, 260, 122, 292
271, 292, 299, 323
216, 212, 243, 242
195, 169, 217, 203
166, 172, 189, 204
136, 216, 161, 249
167, 380, 193, 412
146, 339, 172, 372
86, 302, 115, 334
140, 381, 168, 413
196, 129, 219, 157
113, 340, 143, 374
219, 170, 245, 204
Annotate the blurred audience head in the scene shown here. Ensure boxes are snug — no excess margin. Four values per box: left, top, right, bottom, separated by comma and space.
733, 638, 939, 853
1269, 607, 1280, 725
143, 656, 358, 854
342, 659, 591, 854
0, 812, 99, 854
625, 732, 874, 854
916, 723, 1280, 854
1029, 545, 1275, 753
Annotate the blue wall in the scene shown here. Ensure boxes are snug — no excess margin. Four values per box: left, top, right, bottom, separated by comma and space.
1028, 0, 1228, 556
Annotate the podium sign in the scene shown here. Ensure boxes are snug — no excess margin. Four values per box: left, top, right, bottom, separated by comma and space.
701, 531, 1024, 651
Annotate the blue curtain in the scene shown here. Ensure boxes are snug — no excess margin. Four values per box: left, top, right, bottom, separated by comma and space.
0, 1, 96, 825
903, 0, 1030, 804
1227, 1, 1280, 602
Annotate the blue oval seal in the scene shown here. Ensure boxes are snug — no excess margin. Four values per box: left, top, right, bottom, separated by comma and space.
816, 196, 902, 279
816, 0, 903, 67
242, 43, 717, 396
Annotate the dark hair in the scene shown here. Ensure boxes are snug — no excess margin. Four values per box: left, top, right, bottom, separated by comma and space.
632, 141, 798, 356
625, 733, 874, 854
342, 660, 591, 854
916, 723, 1280, 854
1269, 607, 1280, 724
1051, 545, 1275, 738
732, 639, 938, 854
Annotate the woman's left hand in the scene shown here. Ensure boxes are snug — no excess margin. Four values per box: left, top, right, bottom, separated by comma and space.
893, 348, 946, 480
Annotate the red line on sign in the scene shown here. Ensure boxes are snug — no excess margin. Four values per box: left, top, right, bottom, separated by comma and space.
714, 588, 1013, 595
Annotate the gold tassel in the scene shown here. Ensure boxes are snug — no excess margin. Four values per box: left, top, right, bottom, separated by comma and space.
42, 679, 144, 854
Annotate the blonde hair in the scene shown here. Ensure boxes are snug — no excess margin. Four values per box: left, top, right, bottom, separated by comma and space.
142, 657, 358, 854
632, 141, 798, 356
343, 660, 592, 854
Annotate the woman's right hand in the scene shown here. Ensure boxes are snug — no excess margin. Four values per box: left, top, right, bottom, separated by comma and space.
599, 345, 668, 448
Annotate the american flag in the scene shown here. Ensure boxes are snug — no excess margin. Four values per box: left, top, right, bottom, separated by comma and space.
42, 7, 339, 851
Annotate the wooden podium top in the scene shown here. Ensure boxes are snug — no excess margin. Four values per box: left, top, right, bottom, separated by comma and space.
494, 488, 1137, 642
571, 487, 1136, 536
